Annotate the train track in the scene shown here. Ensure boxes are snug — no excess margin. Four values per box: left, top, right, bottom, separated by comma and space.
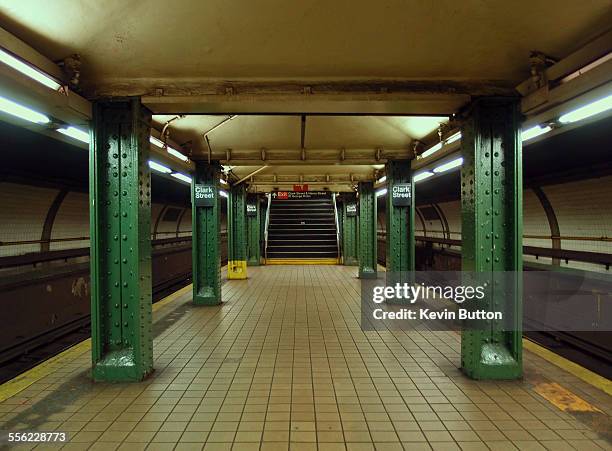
0, 270, 193, 385
0, 236, 229, 385
375, 238, 612, 379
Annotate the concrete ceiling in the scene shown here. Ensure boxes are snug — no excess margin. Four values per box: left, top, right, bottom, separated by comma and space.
1, 0, 609, 86
153, 114, 445, 154
151, 114, 446, 186
1, 1, 610, 190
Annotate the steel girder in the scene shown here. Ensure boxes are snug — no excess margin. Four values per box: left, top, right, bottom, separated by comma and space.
460, 98, 523, 380
192, 161, 222, 305
228, 184, 248, 279
247, 194, 261, 266
358, 182, 377, 279
385, 160, 415, 287
89, 98, 153, 382
341, 193, 359, 266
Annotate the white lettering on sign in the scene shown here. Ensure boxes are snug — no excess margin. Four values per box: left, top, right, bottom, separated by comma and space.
392, 185, 411, 198
195, 185, 214, 200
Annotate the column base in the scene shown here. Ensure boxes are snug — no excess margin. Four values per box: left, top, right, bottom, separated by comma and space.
359, 268, 378, 279
92, 349, 152, 382
247, 258, 261, 266
343, 257, 359, 266
193, 287, 221, 306
461, 342, 522, 380
228, 260, 248, 279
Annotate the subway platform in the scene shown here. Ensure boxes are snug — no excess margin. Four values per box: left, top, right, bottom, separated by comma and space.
1, 265, 611, 451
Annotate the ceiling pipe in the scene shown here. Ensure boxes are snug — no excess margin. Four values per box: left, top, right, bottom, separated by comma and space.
161, 114, 185, 143
233, 166, 268, 185
203, 115, 237, 163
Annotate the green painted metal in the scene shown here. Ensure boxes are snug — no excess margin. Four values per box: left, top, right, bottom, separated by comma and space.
260, 197, 267, 263
246, 194, 261, 266
89, 98, 153, 382
385, 160, 415, 287
192, 161, 222, 305
341, 193, 358, 266
460, 98, 523, 380
337, 197, 344, 261
358, 182, 377, 278
227, 183, 248, 278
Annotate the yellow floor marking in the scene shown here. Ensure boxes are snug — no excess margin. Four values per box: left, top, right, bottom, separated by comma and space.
523, 338, 612, 396
266, 258, 339, 265
533, 381, 603, 413
0, 283, 194, 403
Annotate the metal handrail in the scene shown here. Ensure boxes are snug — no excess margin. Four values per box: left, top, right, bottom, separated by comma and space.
264, 193, 272, 260
332, 193, 341, 260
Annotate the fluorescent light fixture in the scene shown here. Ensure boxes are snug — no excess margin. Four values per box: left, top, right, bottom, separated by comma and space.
148, 160, 172, 173
375, 188, 387, 197
521, 125, 552, 142
0, 95, 49, 124
420, 142, 442, 158
149, 135, 189, 162
220, 178, 228, 185
0, 47, 62, 91
57, 126, 89, 143
414, 171, 434, 183
171, 172, 192, 183
433, 157, 463, 173
149, 135, 164, 148
558, 94, 612, 124
376, 175, 387, 184
446, 131, 461, 144
220, 190, 229, 198
167, 146, 189, 162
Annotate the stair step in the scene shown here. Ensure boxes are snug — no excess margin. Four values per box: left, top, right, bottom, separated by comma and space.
270, 212, 334, 216
267, 251, 338, 258
266, 196, 338, 260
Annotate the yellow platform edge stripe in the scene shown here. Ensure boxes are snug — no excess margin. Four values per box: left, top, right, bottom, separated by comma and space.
533, 381, 603, 413
523, 338, 612, 396
265, 258, 339, 265
0, 284, 193, 404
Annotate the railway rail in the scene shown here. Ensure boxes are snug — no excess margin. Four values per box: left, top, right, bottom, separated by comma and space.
376, 234, 612, 379
0, 236, 227, 384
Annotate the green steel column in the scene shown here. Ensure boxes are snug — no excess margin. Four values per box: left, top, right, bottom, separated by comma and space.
89, 98, 152, 382
385, 160, 415, 286
358, 182, 377, 278
461, 97, 523, 380
228, 184, 248, 279
342, 193, 359, 266
260, 197, 268, 263
246, 194, 261, 266
192, 161, 221, 305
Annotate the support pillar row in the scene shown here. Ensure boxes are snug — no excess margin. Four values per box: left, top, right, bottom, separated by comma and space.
228, 184, 248, 279
358, 182, 377, 279
89, 98, 153, 382
192, 161, 222, 305
461, 97, 523, 380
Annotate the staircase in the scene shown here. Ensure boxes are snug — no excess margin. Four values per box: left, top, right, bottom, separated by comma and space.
266, 194, 339, 262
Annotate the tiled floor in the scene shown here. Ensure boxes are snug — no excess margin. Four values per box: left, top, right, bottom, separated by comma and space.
1, 265, 611, 451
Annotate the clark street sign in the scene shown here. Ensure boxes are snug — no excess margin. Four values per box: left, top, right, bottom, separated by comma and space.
194, 184, 216, 207
392, 183, 412, 207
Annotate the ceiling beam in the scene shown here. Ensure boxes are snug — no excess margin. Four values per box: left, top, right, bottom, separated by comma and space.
86, 79, 515, 115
